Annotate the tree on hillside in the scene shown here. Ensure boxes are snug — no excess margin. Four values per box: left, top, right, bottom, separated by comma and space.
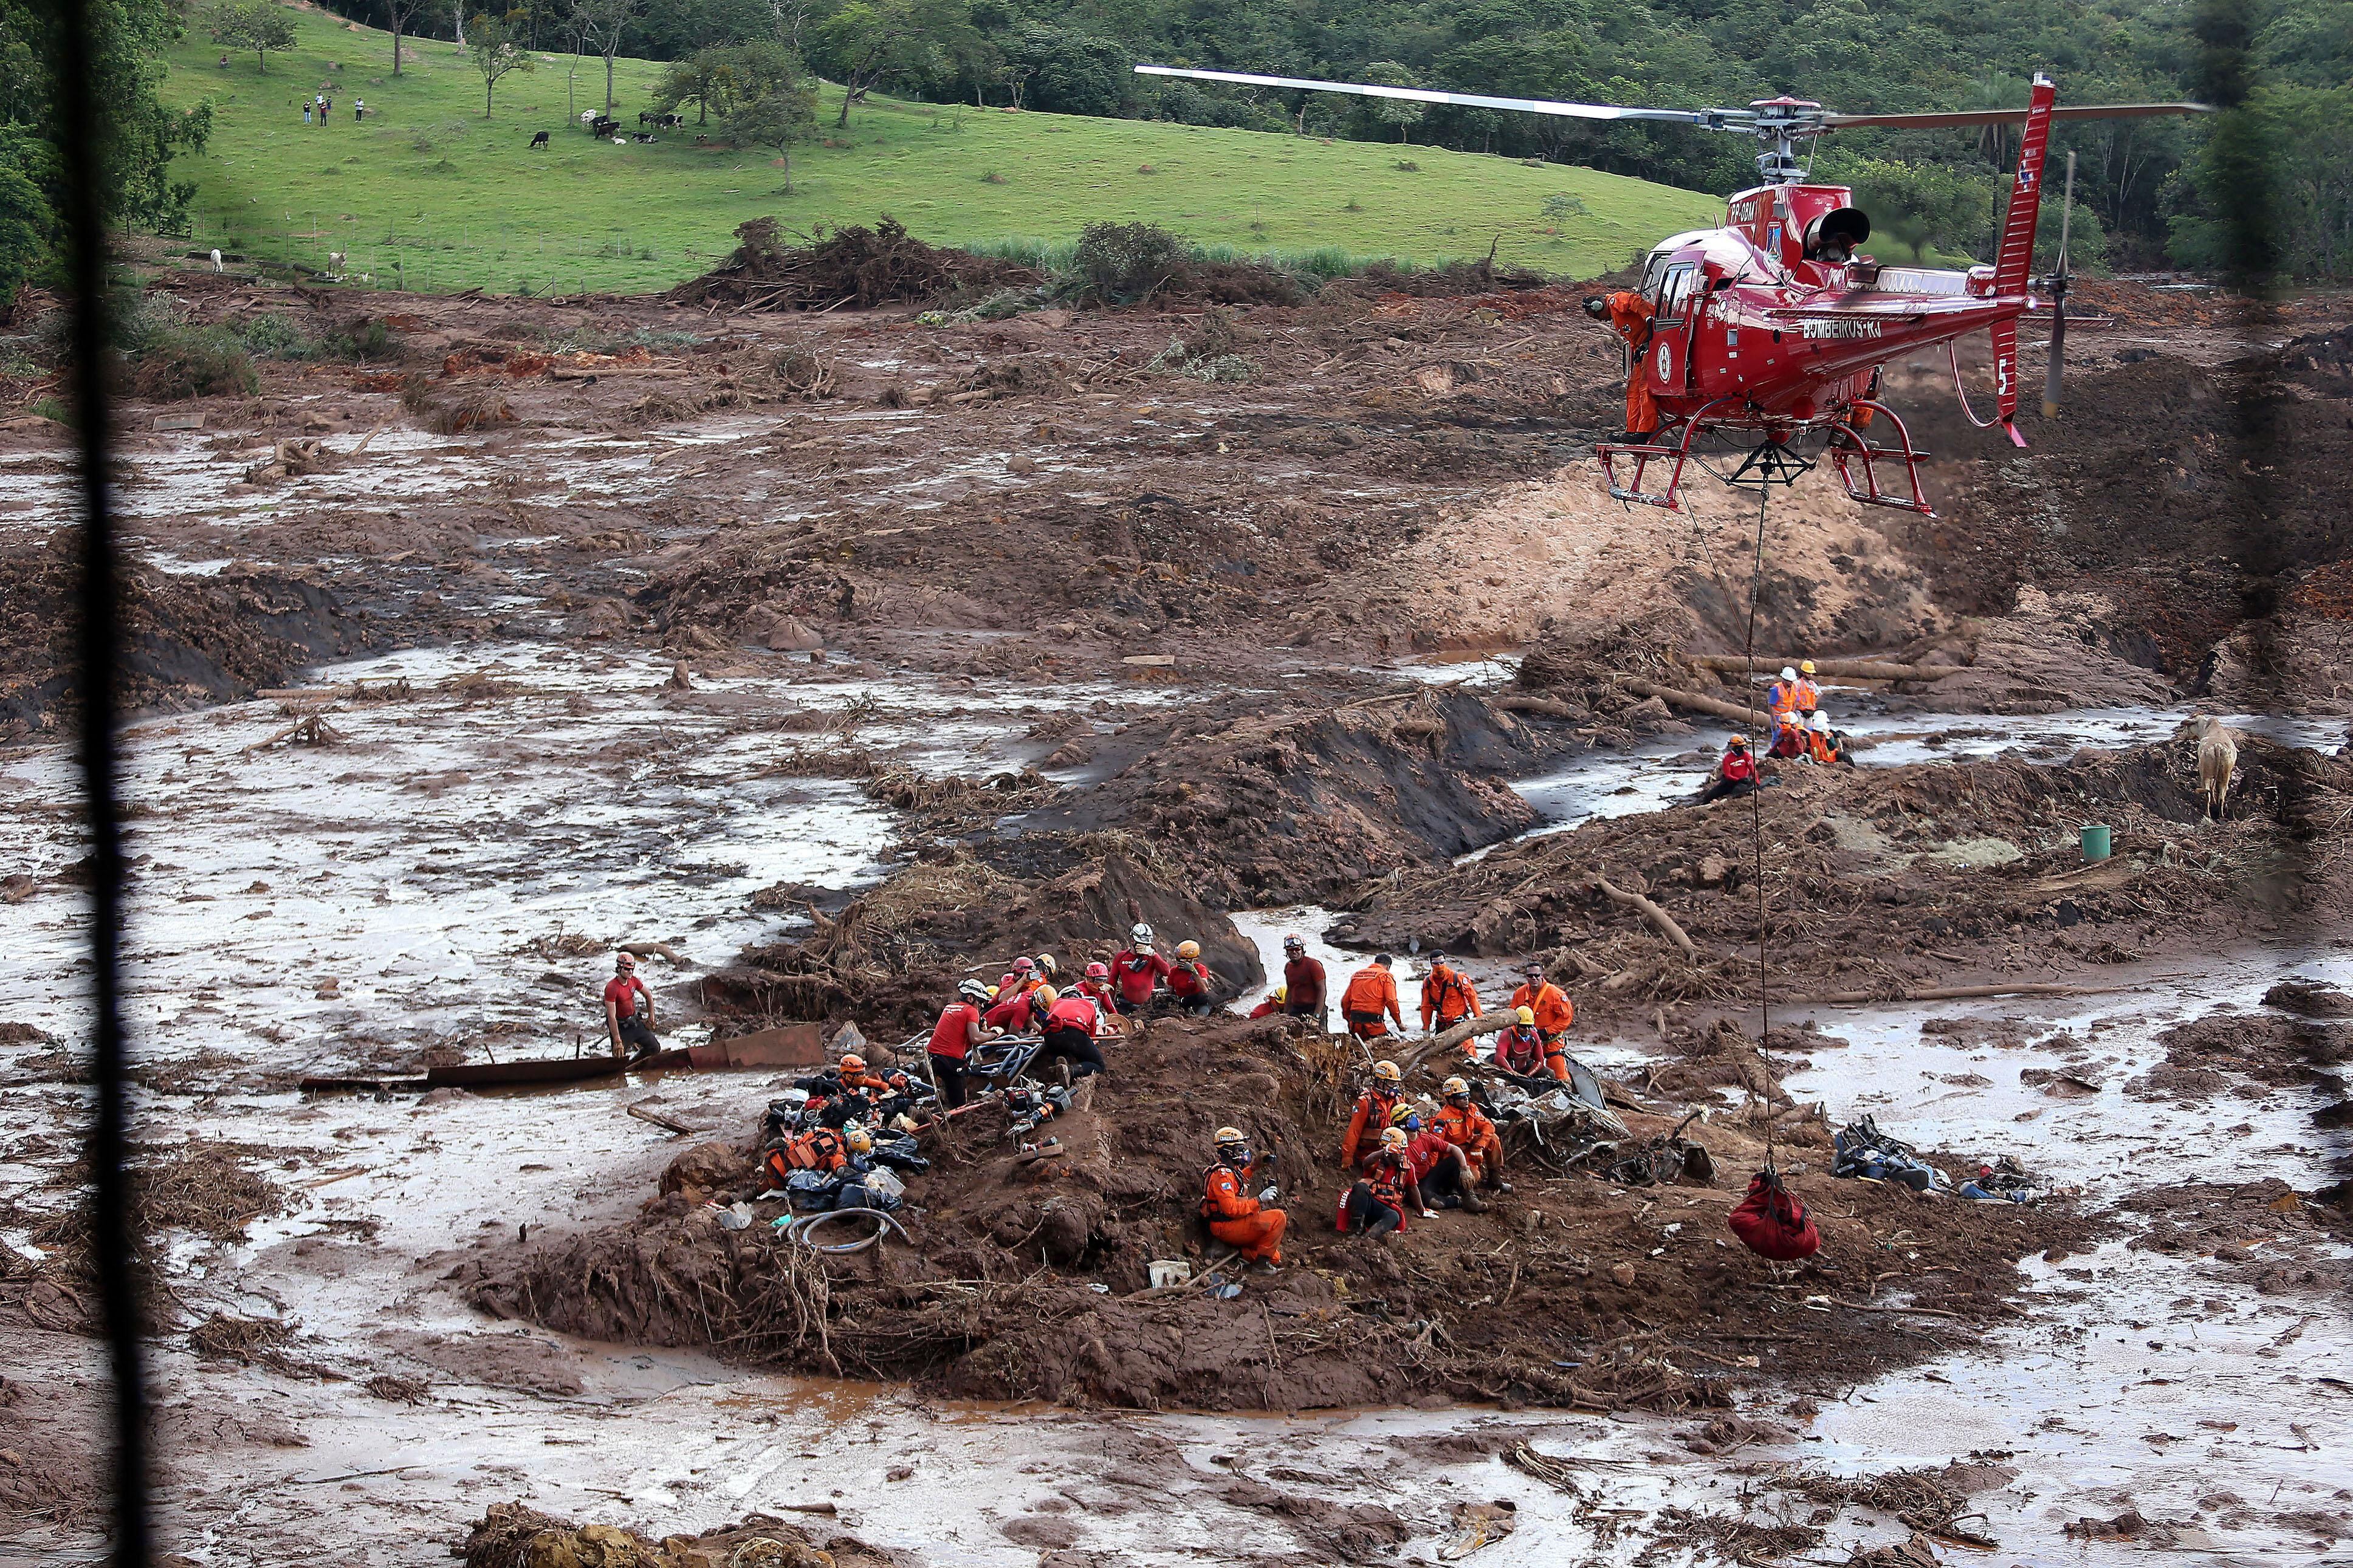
207, 0, 295, 72
383, 0, 428, 74
467, 9, 534, 115
727, 67, 817, 191
2, 0, 211, 249
653, 38, 794, 122
653, 44, 732, 123
806, 0, 975, 128
1361, 61, 1424, 144
572, 0, 642, 113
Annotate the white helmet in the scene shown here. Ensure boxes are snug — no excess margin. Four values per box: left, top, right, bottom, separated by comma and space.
1131, 922, 1155, 947
1810, 711, 1832, 732
1779, 666, 1797, 682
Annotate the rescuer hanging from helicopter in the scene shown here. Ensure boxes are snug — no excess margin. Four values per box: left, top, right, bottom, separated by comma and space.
1582, 290, 1660, 442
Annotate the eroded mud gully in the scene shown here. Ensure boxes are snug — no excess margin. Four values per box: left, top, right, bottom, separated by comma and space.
2, 271, 2350, 1564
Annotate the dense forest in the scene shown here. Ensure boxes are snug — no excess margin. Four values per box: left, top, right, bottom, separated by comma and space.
4, 0, 2349, 280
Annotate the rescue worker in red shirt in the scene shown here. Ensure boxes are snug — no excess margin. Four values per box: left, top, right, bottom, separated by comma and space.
1418, 952, 1482, 1040
1694, 734, 1761, 804
1583, 290, 1659, 441
1395, 1104, 1485, 1214
1248, 985, 1287, 1020
927, 977, 996, 1109
998, 955, 1042, 997
1491, 1006, 1550, 1077
1111, 923, 1172, 1014
603, 952, 658, 1060
1435, 1077, 1506, 1190
1035, 985, 1108, 1080
981, 984, 1032, 1034
1340, 954, 1404, 1041
1202, 1125, 1285, 1269
1076, 961, 1120, 1014
1167, 940, 1216, 1016
1338, 1058, 1405, 1171
1339, 1127, 1413, 1240
1280, 935, 1327, 1030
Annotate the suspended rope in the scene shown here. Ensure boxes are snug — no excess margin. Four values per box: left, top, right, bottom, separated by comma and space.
1739, 478, 1775, 1177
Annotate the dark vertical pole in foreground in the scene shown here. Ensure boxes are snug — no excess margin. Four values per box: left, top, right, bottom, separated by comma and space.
54, 0, 151, 1559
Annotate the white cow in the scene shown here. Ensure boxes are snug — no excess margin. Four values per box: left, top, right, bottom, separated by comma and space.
2194, 714, 2237, 821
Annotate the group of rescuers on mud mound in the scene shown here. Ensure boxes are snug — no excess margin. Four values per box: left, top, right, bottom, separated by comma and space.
1695, 660, 1854, 804
924, 928, 1588, 1276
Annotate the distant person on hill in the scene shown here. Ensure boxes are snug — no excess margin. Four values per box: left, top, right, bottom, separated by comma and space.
302, 101, 312, 125
602, 951, 658, 1060
354, 98, 366, 121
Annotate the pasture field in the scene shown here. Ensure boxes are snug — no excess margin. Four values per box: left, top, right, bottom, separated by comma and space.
158, 2, 1720, 294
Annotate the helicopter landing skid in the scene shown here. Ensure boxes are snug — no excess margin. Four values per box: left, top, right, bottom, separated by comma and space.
1595, 413, 1709, 511
1824, 402, 1934, 515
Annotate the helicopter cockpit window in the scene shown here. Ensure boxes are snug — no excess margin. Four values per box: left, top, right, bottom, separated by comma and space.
1653, 263, 1697, 326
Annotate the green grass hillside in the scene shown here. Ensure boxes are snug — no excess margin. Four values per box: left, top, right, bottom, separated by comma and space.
157, 2, 1719, 295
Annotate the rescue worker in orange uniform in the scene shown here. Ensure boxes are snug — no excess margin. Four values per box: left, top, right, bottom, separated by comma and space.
1202, 1125, 1285, 1269
1766, 666, 1805, 754
1339, 1058, 1405, 1171
1583, 290, 1659, 441
1793, 660, 1822, 721
1508, 961, 1574, 1072
1341, 954, 1404, 1041
1491, 1006, 1550, 1077
1435, 1077, 1507, 1190
1340, 1127, 1414, 1239
1802, 710, 1848, 767
1418, 952, 1482, 1040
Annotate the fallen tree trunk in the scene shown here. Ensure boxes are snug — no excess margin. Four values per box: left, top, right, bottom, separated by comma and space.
1397, 1011, 1514, 1077
1788, 980, 2119, 1005
1492, 694, 1585, 719
1593, 877, 1698, 957
1622, 678, 1760, 726
1681, 654, 1962, 682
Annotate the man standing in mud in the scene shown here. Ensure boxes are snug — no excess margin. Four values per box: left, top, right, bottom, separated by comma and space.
1281, 934, 1327, 1031
1341, 954, 1404, 1042
603, 953, 658, 1060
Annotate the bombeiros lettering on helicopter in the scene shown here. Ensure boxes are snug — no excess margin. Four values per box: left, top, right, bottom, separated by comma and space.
1798, 318, 1883, 340
1127, 63, 2211, 514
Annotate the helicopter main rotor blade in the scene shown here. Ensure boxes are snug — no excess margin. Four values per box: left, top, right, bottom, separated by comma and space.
1818, 102, 2211, 130
1132, 65, 1737, 126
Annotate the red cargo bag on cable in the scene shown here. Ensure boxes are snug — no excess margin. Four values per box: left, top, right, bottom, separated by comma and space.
1728, 1169, 1820, 1261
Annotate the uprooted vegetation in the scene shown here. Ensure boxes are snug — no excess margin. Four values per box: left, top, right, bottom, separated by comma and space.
1331, 727, 2353, 1016
470, 1015, 2087, 1412
667, 216, 1043, 312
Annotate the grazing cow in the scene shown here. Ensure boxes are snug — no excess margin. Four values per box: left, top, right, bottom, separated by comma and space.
2194, 714, 2237, 821
590, 115, 619, 138
328, 250, 346, 272
209, 247, 223, 272
529, 129, 550, 149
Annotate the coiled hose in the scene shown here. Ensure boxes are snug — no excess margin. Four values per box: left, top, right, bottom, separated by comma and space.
777, 1207, 912, 1255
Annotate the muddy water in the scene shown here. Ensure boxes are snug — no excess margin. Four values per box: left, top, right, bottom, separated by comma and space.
5, 654, 2348, 1564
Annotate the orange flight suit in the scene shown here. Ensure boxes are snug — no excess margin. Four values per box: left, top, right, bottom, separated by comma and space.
1419, 964, 1482, 1034
1340, 964, 1403, 1040
1201, 1160, 1286, 1263
1434, 1100, 1503, 1185
1339, 1085, 1402, 1171
1602, 290, 1659, 437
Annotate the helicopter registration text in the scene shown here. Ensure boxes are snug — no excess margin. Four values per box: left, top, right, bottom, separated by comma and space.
1798, 319, 1883, 339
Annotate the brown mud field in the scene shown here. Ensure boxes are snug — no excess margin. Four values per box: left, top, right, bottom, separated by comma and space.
2, 243, 2351, 1564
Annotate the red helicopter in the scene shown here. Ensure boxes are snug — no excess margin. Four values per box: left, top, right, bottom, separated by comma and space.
1134, 64, 2208, 513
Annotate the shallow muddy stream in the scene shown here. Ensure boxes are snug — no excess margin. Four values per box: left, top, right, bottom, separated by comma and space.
3, 647, 2348, 1566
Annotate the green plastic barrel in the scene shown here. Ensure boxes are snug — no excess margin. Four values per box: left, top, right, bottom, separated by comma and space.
2080, 824, 2112, 863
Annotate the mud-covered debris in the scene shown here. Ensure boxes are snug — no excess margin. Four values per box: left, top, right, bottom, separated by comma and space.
461, 1502, 883, 1568
669, 217, 1038, 312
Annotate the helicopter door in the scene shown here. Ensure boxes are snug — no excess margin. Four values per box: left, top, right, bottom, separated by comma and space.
1646, 262, 1699, 397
